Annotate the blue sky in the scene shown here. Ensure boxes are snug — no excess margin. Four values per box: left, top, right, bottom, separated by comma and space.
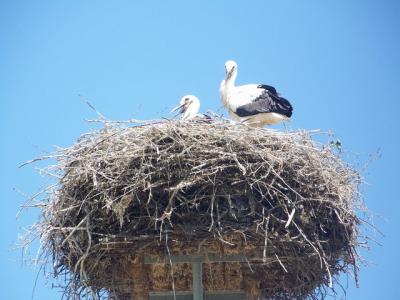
1, 1, 399, 299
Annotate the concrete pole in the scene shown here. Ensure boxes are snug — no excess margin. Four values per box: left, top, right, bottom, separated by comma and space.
192, 262, 203, 300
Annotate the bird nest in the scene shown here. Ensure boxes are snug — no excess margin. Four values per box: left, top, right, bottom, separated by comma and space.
27, 118, 364, 300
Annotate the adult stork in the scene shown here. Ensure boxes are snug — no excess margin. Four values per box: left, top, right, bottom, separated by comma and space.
220, 60, 293, 127
171, 95, 201, 120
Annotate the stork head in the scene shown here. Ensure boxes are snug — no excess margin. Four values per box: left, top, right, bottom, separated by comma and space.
171, 95, 200, 120
224, 60, 238, 81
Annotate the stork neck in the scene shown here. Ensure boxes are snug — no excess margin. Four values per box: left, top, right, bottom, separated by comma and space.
225, 72, 237, 90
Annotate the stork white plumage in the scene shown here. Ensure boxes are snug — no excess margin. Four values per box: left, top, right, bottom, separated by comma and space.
171, 95, 201, 120
220, 60, 293, 127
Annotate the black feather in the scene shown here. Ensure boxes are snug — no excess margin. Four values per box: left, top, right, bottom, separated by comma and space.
257, 84, 278, 95
235, 90, 293, 118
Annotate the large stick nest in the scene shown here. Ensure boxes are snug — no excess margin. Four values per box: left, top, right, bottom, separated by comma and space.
32, 118, 363, 299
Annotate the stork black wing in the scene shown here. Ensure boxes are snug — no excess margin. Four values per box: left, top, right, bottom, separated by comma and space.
235, 91, 293, 118
257, 84, 278, 95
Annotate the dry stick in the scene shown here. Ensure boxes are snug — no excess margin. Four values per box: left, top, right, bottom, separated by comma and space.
61, 214, 91, 247
18, 155, 62, 168
274, 253, 288, 273
16, 184, 58, 217
263, 214, 270, 263
293, 221, 333, 288
208, 175, 217, 232
79, 94, 107, 121
229, 146, 246, 175
216, 230, 235, 246
285, 208, 296, 228
74, 216, 92, 287
244, 256, 254, 273
165, 230, 177, 300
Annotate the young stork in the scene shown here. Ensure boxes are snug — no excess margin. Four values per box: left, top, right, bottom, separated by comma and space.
220, 60, 293, 127
171, 95, 201, 120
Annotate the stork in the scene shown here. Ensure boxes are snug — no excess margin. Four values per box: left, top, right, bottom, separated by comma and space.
171, 95, 201, 120
220, 60, 293, 127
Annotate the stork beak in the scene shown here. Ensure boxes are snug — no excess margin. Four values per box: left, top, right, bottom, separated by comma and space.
171, 103, 185, 113
226, 68, 234, 80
